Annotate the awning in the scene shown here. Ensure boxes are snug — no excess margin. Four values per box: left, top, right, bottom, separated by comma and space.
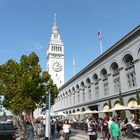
81, 110, 98, 114
130, 105, 140, 110
70, 111, 83, 115
128, 100, 137, 108
99, 105, 111, 113
110, 104, 131, 111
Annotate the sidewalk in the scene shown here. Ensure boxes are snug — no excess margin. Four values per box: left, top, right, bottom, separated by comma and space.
69, 129, 139, 140
18, 128, 139, 140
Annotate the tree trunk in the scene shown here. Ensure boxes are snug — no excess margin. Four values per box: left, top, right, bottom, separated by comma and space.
29, 111, 37, 136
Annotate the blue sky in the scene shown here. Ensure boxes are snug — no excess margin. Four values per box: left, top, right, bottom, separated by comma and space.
0, 0, 140, 82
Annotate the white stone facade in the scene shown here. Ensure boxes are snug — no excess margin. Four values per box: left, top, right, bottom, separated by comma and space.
53, 25, 140, 116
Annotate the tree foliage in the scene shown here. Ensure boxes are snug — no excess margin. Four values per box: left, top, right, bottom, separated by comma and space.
136, 91, 140, 105
108, 99, 112, 116
0, 52, 58, 115
119, 90, 126, 119
136, 91, 140, 117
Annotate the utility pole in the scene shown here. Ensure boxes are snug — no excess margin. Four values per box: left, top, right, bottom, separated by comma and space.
45, 92, 51, 140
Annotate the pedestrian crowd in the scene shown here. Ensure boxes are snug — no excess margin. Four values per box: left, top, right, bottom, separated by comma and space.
43, 112, 139, 140
14, 112, 139, 140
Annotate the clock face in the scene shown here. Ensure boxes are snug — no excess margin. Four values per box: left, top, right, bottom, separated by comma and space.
52, 61, 62, 72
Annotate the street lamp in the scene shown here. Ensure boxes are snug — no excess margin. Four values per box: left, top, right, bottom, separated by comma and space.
45, 91, 51, 140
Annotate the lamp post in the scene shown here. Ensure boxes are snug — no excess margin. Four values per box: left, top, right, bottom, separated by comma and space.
45, 91, 51, 140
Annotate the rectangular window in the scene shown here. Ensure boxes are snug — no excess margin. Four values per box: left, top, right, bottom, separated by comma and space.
88, 88, 92, 100
103, 81, 109, 96
78, 94, 80, 103
83, 92, 85, 102
70, 96, 71, 105
73, 95, 75, 104
114, 78, 120, 93
95, 85, 99, 98
127, 72, 136, 88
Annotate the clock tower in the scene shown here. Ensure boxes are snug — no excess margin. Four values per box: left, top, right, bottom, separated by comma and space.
47, 14, 64, 88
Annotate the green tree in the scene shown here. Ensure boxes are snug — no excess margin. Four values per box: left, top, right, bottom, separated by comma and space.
108, 99, 112, 117
119, 91, 126, 120
136, 91, 140, 105
136, 91, 140, 118
0, 52, 58, 127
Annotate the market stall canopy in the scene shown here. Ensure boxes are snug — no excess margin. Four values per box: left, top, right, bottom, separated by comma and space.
110, 104, 131, 111
99, 109, 112, 113
99, 105, 112, 113
128, 100, 137, 108
70, 111, 83, 115
81, 110, 98, 114
130, 105, 140, 110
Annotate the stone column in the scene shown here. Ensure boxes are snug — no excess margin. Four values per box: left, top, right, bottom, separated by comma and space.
134, 60, 140, 87
119, 67, 128, 92
108, 74, 115, 96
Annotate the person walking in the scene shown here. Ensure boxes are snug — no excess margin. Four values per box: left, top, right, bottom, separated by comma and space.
88, 119, 97, 140
101, 118, 109, 140
110, 117, 120, 140
51, 119, 55, 137
25, 121, 34, 140
108, 116, 113, 139
62, 119, 71, 140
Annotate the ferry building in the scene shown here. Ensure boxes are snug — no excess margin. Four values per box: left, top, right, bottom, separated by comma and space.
47, 17, 140, 117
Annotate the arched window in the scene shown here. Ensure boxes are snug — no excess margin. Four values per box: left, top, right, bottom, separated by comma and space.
69, 89, 72, 105
69, 110, 72, 114
93, 74, 99, 98
80, 82, 85, 102
72, 87, 75, 104
93, 74, 98, 84
123, 54, 136, 88
110, 62, 120, 92
101, 68, 109, 96
86, 78, 92, 100
65, 92, 68, 107
76, 84, 80, 103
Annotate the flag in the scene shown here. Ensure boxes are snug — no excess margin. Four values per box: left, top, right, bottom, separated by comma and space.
98, 29, 103, 54
98, 31, 102, 40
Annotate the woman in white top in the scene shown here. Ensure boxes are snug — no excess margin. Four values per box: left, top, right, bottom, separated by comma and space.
88, 119, 97, 140
62, 119, 71, 140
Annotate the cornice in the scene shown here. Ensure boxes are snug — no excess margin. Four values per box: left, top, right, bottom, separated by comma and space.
59, 25, 140, 91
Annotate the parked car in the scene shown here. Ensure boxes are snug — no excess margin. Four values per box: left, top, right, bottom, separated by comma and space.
0, 121, 16, 140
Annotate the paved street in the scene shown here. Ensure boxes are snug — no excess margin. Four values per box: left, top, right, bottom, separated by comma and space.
16, 127, 139, 140
32, 130, 139, 140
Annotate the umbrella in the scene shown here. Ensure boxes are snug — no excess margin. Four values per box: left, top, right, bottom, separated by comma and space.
70, 111, 83, 115
99, 109, 112, 113
99, 104, 112, 113
81, 110, 98, 114
130, 105, 140, 110
109, 104, 131, 111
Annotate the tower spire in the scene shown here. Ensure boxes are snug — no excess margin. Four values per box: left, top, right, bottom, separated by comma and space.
54, 13, 57, 23
52, 13, 59, 34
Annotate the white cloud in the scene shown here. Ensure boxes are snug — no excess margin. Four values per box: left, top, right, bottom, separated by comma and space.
33, 41, 43, 51
27, 40, 44, 52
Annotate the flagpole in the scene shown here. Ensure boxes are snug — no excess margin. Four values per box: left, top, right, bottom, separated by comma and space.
99, 39, 103, 54
98, 29, 103, 54
73, 58, 75, 76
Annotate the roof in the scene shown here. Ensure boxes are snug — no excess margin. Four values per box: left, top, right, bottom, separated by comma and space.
59, 25, 140, 91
